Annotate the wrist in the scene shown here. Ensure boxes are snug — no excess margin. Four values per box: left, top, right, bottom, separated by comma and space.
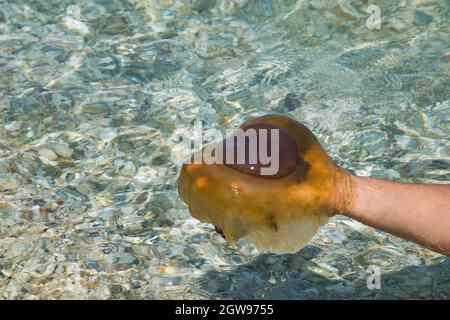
326, 166, 355, 217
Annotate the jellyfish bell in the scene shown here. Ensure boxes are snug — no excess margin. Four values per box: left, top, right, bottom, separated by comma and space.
178, 114, 350, 254
222, 122, 298, 179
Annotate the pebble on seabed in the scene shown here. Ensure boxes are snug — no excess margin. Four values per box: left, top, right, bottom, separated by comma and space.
98, 128, 118, 143
4, 121, 21, 132
51, 143, 73, 158
38, 148, 58, 161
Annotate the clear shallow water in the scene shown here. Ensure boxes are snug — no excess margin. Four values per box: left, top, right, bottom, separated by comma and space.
0, 0, 449, 299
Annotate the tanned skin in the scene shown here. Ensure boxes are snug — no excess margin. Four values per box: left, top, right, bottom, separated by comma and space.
332, 174, 450, 256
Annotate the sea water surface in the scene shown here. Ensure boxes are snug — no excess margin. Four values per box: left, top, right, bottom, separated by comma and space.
0, 0, 449, 299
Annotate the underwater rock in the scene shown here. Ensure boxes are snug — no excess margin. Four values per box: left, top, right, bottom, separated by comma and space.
414, 10, 432, 26
51, 143, 73, 158
38, 148, 58, 161
98, 128, 118, 143
4, 121, 21, 132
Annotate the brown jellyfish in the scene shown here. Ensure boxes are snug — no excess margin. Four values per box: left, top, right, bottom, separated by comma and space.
178, 114, 350, 253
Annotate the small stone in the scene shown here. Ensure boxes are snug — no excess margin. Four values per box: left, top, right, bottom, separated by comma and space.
334, 4, 359, 21
30, 205, 41, 220
117, 254, 135, 265
22, 210, 33, 220
9, 242, 28, 256
111, 284, 123, 294
134, 191, 149, 204
100, 209, 114, 219
99, 128, 117, 142
52, 143, 73, 158
79, 103, 111, 114
120, 161, 136, 177
4, 121, 21, 132
76, 183, 92, 196
0, 203, 13, 211
95, 155, 110, 166
414, 10, 432, 26
43, 263, 57, 276
38, 148, 58, 161
62, 16, 90, 35
101, 16, 129, 35
84, 260, 99, 269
